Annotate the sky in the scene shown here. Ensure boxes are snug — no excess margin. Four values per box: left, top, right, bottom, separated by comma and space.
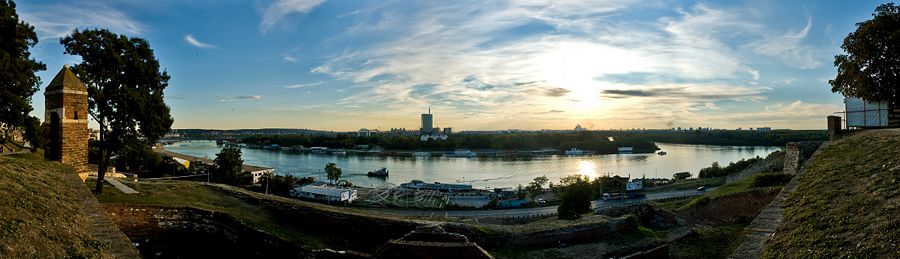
16, 0, 892, 131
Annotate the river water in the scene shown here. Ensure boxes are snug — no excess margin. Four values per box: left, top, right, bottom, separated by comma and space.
165, 141, 780, 189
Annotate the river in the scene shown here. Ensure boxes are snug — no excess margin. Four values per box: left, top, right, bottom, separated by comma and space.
164, 141, 780, 189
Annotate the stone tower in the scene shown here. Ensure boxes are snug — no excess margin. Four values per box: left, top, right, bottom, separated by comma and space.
44, 65, 89, 174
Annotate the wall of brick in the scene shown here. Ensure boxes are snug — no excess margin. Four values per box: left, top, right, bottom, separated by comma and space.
45, 92, 89, 174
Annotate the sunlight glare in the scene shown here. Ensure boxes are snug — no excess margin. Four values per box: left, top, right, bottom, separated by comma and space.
577, 160, 598, 179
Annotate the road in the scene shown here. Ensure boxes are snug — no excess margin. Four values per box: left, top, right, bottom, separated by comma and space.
371, 187, 715, 219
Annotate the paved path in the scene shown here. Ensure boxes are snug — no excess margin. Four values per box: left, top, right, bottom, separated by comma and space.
372, 187, 713, 219
106, 178, 139, 194
729, 142, 828, 259
63, 171, 140, 258
0, 149, 28, 156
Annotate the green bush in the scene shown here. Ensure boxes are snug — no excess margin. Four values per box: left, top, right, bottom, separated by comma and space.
750, 173, 793, 188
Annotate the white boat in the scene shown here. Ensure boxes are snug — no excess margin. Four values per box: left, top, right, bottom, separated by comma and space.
445, 150, 477, 158
310, 147, 328, 153
617, 146, 634, 154
565, 148, 587, 156
412, 151, 431, 157
332, 150, 347, 155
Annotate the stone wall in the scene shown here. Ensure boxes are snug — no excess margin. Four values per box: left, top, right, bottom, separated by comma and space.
782, 142, 824, 175
783, 143, 801, 175
104, 204, 313, 258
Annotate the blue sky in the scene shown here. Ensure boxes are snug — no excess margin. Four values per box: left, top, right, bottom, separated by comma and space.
17, 0, 890, 130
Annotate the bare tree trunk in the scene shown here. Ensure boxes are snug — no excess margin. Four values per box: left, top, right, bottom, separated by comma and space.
94, 125, 106, 193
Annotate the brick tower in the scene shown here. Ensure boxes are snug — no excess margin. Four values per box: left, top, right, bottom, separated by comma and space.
44, 65, 89, 174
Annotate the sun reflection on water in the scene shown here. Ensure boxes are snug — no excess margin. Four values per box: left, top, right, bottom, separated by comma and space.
577, 160, 598, 179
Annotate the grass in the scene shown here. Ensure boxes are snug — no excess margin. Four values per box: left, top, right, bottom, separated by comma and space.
0, 155, 103, 258
650, 172, 790, 212
645, 177, 726, 193
669, 223, 749, 259
91, 179, 358, 249
763, 129, 900, 258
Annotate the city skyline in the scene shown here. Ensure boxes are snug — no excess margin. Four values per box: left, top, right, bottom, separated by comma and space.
17, 0, 888, 130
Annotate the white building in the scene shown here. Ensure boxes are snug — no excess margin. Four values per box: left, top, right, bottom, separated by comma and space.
290, 185, 357, 203
357, 128, 373, 137
248, 168, 275, 184
420, 134, 449, 141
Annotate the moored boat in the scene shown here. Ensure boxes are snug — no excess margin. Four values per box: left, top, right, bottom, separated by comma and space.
367, 167, 389, 177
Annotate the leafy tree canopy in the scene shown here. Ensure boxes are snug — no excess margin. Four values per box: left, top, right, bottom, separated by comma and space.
60, 29, 173, 192
830, 3, 900, 103
0, 0, 46, 138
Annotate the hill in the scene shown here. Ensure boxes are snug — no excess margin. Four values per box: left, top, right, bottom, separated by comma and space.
0, 153, 102, 257
764, 129, 900, 257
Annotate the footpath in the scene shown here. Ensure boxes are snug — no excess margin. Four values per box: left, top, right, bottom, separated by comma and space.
64, 172, 140, 258
729, 142, 829, 258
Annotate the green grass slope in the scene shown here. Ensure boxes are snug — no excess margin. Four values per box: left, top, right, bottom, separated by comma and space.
764, 129, 900, 258
0, 154, 103, 257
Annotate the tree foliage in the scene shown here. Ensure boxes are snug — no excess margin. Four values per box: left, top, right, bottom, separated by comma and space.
556, 175, 593, 220
673, 172, 692, 181
212, 147, 249, 185
325, 162, 342, 184
526, 175, 549, 202
0, 0, 46, 140
830, 3, 900, 104
698, 156, 762, 178
61, 29, 173, 192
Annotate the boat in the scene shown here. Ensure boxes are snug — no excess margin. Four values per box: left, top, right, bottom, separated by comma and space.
367, 167, 389, 177
310, 147, 328, 153
657, 151, 667, 155
332, 150, 347, 155
564, 148, 587, 156
445, 150, 477, 158
412, 151, 431, 157
617, 146, 634, 154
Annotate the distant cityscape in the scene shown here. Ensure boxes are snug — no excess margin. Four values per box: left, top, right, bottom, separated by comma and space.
164, 109, 780, 139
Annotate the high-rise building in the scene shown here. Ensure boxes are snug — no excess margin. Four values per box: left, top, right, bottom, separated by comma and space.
421, 109, 433, 134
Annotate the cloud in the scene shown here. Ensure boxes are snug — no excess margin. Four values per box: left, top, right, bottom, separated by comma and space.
307, 1, 828, 129
185, 35, 216, 48
601, 86, 766, 100
217, 95, 263, 102
19, 1, 143, 39
283, 55, 298, 62
260, 0, 326, 33
283, 81, 323, 89
747, 13, 820, 69
544, 88, 571, 97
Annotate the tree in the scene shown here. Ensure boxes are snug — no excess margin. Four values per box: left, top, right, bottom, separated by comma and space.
673, 172, 692, 181
61, 29, 173, 193
325, 162, 342, 184
556, 175, 593, 220
830, 3, 900, 112
526, 175, 549, 202
21, 115, 42, 151
212, 147, 245, 185
0, 0, 46, 142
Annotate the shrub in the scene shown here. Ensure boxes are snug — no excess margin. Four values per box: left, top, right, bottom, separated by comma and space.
750, 173, 793, 188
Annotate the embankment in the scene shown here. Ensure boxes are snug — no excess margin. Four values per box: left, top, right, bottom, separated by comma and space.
763, 129, 900, 258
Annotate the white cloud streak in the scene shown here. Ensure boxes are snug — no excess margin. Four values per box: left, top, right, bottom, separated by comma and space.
185, 34, 216, 48
260, 0, 326, 33
283, 81, 323, 89
217, 95, 263, 102
19, 1, 142, 39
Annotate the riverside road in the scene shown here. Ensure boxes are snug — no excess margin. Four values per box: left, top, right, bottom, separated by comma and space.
372, 187, 714, 219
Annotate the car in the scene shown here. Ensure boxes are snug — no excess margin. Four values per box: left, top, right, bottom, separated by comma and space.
537, 198, 546, 204
697, 186, 706, 191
